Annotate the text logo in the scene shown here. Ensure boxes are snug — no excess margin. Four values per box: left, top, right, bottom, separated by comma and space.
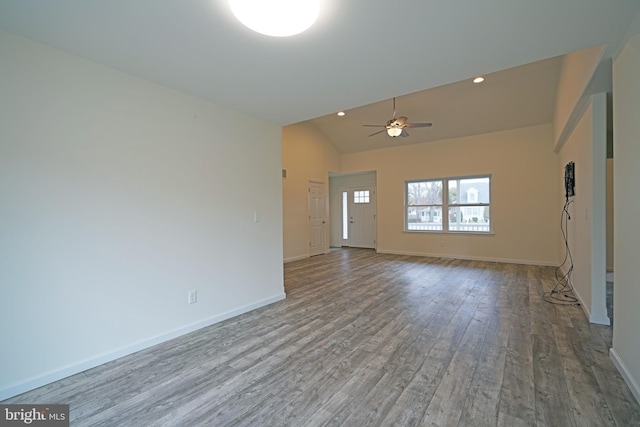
0, 405, 69, 427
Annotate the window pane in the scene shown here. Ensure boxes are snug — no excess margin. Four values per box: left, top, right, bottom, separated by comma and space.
407, 181, 442, 206
448, 180, 458, 204
354, 190, 370, 204
451, 177, 490, 206
342, 191, 348, 239
448, 206, 490, 232
407, 206, 443, 231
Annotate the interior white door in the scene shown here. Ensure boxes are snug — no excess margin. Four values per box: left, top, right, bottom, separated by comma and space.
348, 187, 376, 249
309, 181, 326, 256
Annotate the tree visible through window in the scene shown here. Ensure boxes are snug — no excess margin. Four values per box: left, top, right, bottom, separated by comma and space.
406, 180, 443, 231
406, 175, 491, 233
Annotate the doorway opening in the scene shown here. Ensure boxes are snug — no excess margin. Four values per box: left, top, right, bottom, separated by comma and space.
606, 151, 614, 324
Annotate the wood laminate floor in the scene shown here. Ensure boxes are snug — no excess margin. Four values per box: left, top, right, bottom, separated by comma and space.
4, 249, 640, 426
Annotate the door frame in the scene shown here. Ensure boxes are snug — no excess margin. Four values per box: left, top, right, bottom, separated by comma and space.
340, 185, 377, 249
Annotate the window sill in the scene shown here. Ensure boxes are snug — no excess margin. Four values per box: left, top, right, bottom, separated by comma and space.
404, 230, 495, 236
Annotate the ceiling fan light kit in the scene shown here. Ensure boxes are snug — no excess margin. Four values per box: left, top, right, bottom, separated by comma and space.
364, 97, 432, 138
387, 127, 403, 137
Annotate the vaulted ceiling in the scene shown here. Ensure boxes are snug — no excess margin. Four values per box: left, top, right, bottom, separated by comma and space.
304, 55, 563, 153
1, 0, 638, 152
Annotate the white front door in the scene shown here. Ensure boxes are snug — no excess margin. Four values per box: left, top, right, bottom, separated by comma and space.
309, 181, 326, 256
345, 187, 376, 249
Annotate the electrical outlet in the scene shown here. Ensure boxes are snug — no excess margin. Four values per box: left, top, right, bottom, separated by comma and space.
188, 290, 197, 304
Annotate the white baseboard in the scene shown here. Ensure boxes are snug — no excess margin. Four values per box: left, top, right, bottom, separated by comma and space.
375, 249, 557, 267
559, 268, 611, 326
0, 293, 286, 401
284, 254, 309, 263
610, 348, 640, 405
571, 286, 592, 320
589, 314, 611, 325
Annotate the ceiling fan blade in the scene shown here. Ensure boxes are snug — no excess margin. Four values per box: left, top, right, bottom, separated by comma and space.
363, 124, 386, 127
395, 116, 408, 126
400, 129, 410, 137
368, 129, 387, 137
405, 122, 432, 128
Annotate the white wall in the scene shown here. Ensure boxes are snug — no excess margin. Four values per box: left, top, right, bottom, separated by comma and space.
282, 123, 341, 262
611, 32, 640, 403
553, 45, 605, 148
556, 94, 608, 325
341, 125, 559, 265
557, 103, 593, 312
0, 31, 285, 399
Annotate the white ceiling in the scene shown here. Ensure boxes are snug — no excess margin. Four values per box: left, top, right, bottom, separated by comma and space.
1, 0, 639, 151
304, 56, 563, 153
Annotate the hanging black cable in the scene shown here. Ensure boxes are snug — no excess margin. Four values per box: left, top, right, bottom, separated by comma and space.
544, 197, 579, 305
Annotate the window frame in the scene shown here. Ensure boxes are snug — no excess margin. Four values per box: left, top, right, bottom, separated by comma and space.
405, 174, 492, 234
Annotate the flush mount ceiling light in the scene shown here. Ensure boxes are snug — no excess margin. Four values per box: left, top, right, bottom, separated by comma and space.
473, 76, 485, 83
229, 0, 320, 37
337, 111, 345, 116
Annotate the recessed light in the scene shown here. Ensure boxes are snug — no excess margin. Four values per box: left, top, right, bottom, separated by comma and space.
473, 77, 485, 83
337, 111, 346, 117
229, 0, 320, 37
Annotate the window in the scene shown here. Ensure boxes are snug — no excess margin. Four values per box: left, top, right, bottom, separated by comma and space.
406, 175, 491, 233
406, 180, 443, 231
342, 191, 349, 239
353, 190, 370, 204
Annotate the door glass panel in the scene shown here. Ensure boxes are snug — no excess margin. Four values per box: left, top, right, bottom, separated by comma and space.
353, 190, 370, 203
342, 191, 348, 239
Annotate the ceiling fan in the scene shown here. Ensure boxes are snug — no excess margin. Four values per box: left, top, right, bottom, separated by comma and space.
363, 97, 432, 137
